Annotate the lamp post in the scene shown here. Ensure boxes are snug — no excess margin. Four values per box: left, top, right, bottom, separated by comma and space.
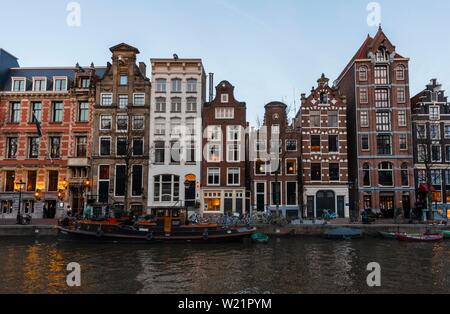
15, 179, 26, 225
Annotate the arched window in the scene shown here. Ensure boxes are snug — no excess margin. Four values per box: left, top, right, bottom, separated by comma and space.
396, 65, 405, 81
363, 163, 371, 187
378, 162, 393, 186
401, 163, 409, 186
359, 66, 368, 81
154, 175, 180, 202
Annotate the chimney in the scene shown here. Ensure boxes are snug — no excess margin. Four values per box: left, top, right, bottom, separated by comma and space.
209, 73, 214, 102
139, 62, 147, 78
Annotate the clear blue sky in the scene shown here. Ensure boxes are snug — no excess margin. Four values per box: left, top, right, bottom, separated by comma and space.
1, 0, 449, 124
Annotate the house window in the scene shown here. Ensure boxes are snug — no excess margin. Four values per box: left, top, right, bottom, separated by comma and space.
98, 165, 110, 203
417, 124, 427, 139
76, 136, 87, 157
115, 165, 126, 197
171, 79, 182, 93
311, 163, 321, 181
360, 111, 369, 127
155, 119, 166, 136
33, 78, 46, 91
186, 97, 197, 113
430, 124, 440, 140
50, 136, 61, 159
100, 115, 112, 130
170, 142, 181, 163
397, 88, 406, 103
119, 75, 128, 86
221, 94, 229, 103
170, 118, 181, 137
417, 145, 427, 163
101, 93, 113, 106
156, 79, 166, 92
54, 78, 67, 91
187, 79, 197, 92
154, 141, 165, 164
401, 164, 409, 187
7, 137, 18, 159
133, 138, 144, 156
10, 102, 21, 123
374, 66, 388, 85
151, 98, 165, 114
171, 98, 182, 113
100, 137, 111, 156
227, 126, 241, 142
132, 93, 145, 106
28, 137, 39, 159
359, 66, 368, 81
375, 89, 389, 108
207, 144, 221, 162
227, 143, 240, 162
328, 111, 338, 127
286, 182, 297, 206
319, 92, 328, 104
52, 102, 64, 122
399, 134, 408, 150
23, 201, 35, 214
186, 141, 196, 163
398, 110, 407, 127
118, 95, 128, 109
446, 146, 450, 162
310, 111, 321, 127
376, 112, 391, 131
12, 78, 25, 92
432, 145, 442, 162
360, 88, 368, 103
311, 135, 321, 153
431, 170, 441, 186
361, 135, 370, 151
215, 107, 234, 119
48, 171, 59, 192
329, 163, 340, 181
363, 163, 370, 187
378, 162, 393, 186
444, 125, 450, 139
81, 78, 90, 89
116, 115, 128, 131
286, 140, 297, 151
207, 168, 220, 186
430, 106, 440, 120
396, 65, 405, 81
132, 165, 143, 196
286, 159, 297, 175
271, 182, 281, 206
116, 137, 127, 156
133, 116, 145, 130
227, 168, 240, 186
30, 102, 42, 123
186, 118, 196, 135
78, 102, 89, 122
1, 200, 13, 214
5, 171, 15, 192
377, 135, 392, 155
328, 135, 339, 153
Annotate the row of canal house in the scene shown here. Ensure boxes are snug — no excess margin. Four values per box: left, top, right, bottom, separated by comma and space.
0, 27, 449, 220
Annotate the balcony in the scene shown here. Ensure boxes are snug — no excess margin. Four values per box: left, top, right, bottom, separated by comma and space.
68, 158, 89, 167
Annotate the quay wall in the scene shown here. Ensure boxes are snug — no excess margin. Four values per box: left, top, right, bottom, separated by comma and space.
0, 225, 58, 237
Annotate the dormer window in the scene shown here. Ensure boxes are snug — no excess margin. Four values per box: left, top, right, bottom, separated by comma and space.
12, 78, 26, 92
119, 75, 128, 86
32, 78, 47, 92
375, 49, 389, 62
54, 77, 67, 91
81, 78, 91, 89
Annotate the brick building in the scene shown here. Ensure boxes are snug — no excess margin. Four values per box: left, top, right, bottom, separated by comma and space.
250, 102, 301, 218
411, 79, 450, 219
335, 27, 415, 218
297, 74, 349, 219
0, 49, 104, 219
201, 81, 248, 215
148, 57, 206, 211
91, 43, 151, 215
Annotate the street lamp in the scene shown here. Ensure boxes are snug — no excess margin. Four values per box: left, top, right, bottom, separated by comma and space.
15, 179, 26, 225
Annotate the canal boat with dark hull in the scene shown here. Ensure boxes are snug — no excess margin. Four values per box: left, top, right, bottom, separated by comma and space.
58, 207, 256, 243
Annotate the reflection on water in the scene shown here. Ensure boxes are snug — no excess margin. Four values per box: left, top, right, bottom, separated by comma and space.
0, 238, 448, 294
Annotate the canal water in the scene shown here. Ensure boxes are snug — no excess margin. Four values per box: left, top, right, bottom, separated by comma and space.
0, 237, 448, 294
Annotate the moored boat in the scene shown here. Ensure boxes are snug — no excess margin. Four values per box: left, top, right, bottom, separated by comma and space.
324, 228, 363, 240
380, 231, 422, 239
396, 233, 444, 243
251, 232, 270, 244
58, 207, 256, 243
438, 230, 450, 239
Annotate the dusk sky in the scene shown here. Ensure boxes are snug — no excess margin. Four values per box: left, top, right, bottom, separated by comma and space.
1, 0, 449, 123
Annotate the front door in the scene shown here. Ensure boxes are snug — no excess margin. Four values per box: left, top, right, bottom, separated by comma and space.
164, 209, 173, 234
256, 183, 265, 212
316, 191, 336, 218
337, 196, 345, 218
380, 194, 395, 218
403, 194, 411, 219
45, 200, 57, 219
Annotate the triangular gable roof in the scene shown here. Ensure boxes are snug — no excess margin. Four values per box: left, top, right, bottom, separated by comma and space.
109, 43, 140, 54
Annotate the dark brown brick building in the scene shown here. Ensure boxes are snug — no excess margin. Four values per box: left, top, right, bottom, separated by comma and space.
335, 27, 415, 219
201, 81, 247, 215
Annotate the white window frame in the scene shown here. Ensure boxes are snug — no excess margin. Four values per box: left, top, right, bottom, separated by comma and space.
116, 114, 128, 132
215, 107, 234, 119
207, 168, 220, 186
32, 77, 47, 92
226, 143, 241, 163
398, 110, 407, 127
399, 134, 408, 151
114, 164, 127, 197
285, 159, 298, 176
11, 77, 26, 92
133, 93, 145, 106
285, 139, 298, 152
360, 111, 369, 127
101, 93, 113, 106
221, 94, 229, 103
132, 115, 145, 131
444, 124, 450, 139
53, 76, 68, 92
99, 136, 112, 156
430, 106, 440, 121
207, 143, 222, 163
285, 182, 298, 206
227, 168, 240, 186
118, 94, 129, 109
270, 181, 282, 206
100, 115, 112, 131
